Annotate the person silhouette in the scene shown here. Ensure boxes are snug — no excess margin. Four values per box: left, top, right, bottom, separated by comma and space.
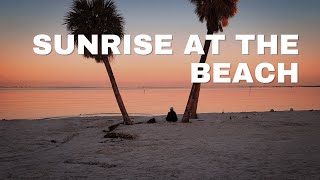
166, 107, 178, 122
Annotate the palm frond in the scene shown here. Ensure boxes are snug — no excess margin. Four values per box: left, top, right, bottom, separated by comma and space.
64, 0, 124, 63
189, 0, 238, 32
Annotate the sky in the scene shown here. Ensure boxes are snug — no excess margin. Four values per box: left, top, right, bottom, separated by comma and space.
0, 0, 319, 88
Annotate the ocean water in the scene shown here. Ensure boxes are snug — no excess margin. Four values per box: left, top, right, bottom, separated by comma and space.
0, 87, 319, 120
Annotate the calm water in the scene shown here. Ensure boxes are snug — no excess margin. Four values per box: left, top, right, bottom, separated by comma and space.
0, 87, 319, 120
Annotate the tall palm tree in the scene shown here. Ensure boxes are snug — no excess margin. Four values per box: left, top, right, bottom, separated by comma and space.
65, 0, 133, 125
182, 0, 238, 123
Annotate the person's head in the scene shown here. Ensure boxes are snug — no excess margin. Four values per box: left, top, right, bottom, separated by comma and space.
170, 107, 174, 111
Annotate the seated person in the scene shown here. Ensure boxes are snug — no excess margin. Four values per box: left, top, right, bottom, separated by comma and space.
166, 107, 178, 122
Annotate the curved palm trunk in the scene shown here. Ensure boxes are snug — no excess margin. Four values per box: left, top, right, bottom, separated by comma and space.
103, 59, 132, 125
190, 84, 200, 119
182, 29, 213, 123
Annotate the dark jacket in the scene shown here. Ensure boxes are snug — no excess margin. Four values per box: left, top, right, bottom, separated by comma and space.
166, 110, 178, 122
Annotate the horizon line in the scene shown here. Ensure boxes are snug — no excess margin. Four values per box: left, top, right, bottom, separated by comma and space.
1, 85, 320, 89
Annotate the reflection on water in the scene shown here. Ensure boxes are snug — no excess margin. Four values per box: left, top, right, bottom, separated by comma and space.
0, 87, 319, 120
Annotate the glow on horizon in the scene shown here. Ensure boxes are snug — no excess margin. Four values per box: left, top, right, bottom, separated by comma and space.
0, 0, 319, 87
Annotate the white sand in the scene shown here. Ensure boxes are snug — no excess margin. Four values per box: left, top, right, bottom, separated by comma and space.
1, 111, 320, 179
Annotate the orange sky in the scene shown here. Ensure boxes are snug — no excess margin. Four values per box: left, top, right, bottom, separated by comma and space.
0, 0, 319, 88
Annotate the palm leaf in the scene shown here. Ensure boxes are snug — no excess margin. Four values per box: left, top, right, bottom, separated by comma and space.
189, 0, 238, 32
64, 0, 124, 63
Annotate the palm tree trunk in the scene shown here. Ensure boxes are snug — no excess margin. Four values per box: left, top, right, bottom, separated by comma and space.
182, 29, 213, 123
190, 84, 200, 119
103, 59, 132, 125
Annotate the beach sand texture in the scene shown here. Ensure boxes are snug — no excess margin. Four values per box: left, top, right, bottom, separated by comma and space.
1, 111, 320, 179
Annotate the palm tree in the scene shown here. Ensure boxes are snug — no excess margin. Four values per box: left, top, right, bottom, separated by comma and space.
182, 0, 238, 123
65, 0, 133, 125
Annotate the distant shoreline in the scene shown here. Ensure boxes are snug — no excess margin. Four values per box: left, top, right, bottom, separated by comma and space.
0, 86, 320, 90
2, 110, 319, 122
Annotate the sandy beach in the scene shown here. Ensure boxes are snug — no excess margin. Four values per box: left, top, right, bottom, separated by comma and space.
1, 110, 319, 179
